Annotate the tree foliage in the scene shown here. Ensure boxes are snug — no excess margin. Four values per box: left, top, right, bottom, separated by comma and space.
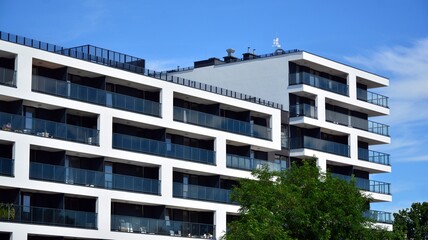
393, 202, 428, 240
224, 160, 390, 240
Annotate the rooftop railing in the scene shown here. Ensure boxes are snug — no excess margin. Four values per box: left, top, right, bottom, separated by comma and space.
0, 111, 99, 145
358, 148, 390, 166
0, 204, 97, 229
173, 182, 236, 204
111, 214, 215, 238
167, 49, 302, 73
226, 154, 285, 172
289, 103, 317, 119
325, 110, 390, 136
357, 88, 389, 108
113, 133, 216, 165
290, 136, 350, 157
331, 173, 391, 195
32, 75, 161, 117
173, 106, 271, 140
0, 67, 16, 87
30, 162, 160, 195
0, 31, 283, 110
289, 72, 349, 96
0, 157, 13, 177
364, 210, 393, 224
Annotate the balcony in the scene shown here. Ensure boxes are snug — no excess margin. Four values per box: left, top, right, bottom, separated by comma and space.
0, 111, 99, 145
289, 72, 348, 96
0, 67, 16, 87
326, 110, 390, 136
173, 182, 235, 204
111, 214, 215, 238
290, 136, 350, 157
113, 133, 215, 165
357, 88, 389, 108
226, 154, 285, 172
0, 204, 97, 229
358, 148, 390, 166
331, 173, 391, 195
0, 157, 13, 177
32, 75, 161, 117
364, 210, 393, 224
173, 106, 271, 140
289, 103, 317, 119
30, 162, 160, 195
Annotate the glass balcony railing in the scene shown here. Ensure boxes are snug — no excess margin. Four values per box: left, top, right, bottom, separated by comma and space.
113, 133, 215, 165
357, 88, 389, 108
331, 173, 391, 195
111, 214, 215, 238
290, 136, 350, 157
0, 157, 14, 177
0, 67, 16, 87
173, 182, 235, 204
325, 109, 350, 126
226, 154, 285, 172
368, 121, 390, 136
0, 111, 99, 145
0, 204, 97, 229
173, 107, 271, 140
289, 103, 317, 119
289, 72, 349, 96
32, 75, 161, 117
364, 210, 393, 224
358, 148, 390, 166
325, 110, 390, 136
30, 162, 160, 195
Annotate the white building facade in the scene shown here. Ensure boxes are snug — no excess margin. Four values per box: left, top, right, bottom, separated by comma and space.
170, 49, 392, 229
0, 32, 391, 240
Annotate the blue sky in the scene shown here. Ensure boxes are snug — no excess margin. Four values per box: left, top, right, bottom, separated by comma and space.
1, 0, 427, 214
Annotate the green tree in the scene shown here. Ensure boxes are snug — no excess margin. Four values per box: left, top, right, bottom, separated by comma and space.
393, 202, 428, 240
223, 160, 389, 240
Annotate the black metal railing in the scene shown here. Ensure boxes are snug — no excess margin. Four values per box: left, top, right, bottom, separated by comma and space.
0, 31, 283, 110
166, 49, 302, 73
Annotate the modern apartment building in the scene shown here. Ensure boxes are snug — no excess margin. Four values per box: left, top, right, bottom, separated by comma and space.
0, 31, 391, 240
169, 47, 393, 228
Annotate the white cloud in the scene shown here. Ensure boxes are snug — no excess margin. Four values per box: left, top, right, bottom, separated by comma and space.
345, 38, 428, 162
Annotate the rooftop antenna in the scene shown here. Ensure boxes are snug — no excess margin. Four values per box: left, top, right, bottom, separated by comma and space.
273, 37, 285, 55
273, 37, 281, 49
